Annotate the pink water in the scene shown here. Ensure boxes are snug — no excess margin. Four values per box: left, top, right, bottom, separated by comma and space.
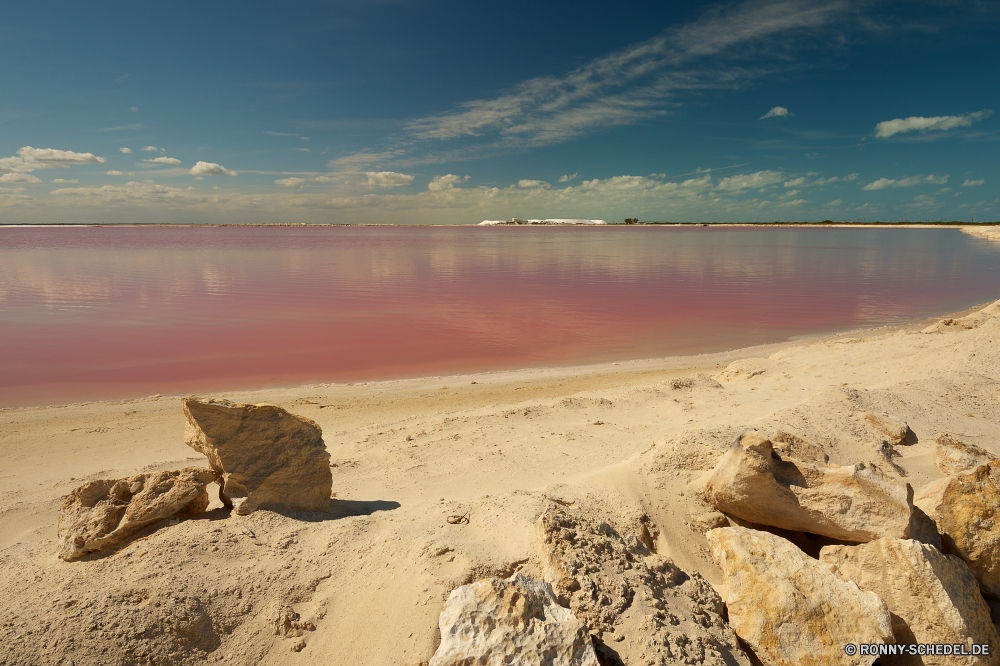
2, 225, 999, 407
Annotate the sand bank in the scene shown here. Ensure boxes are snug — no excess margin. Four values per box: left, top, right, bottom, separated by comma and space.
2, 298, 1000, 665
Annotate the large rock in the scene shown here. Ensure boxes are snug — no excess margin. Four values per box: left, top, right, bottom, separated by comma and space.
820, 537, 1000, 666
538, 506, 751, 666
429, 573, 599, 666
183, 398, 332, 515
915, 462, 1000, 598
708, 526, 893, 666
862, 412, 912, 445
57, 467, 216, 560
704, 433, 918, 542
933, 433, 994, 476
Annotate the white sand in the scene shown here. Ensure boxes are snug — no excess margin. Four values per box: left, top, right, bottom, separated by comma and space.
2, 292, 1000, 665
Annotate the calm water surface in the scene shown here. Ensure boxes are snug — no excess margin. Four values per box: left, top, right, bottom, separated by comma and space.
2, 225, 1000, 407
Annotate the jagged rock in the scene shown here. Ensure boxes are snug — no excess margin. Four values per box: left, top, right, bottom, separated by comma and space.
820, 537, 1000, 666
704, 433, 918, 542
183, 398, 332, 515
708, 526, 893, 666
429, 573, 598, 666
538, 506, 751, 666
863, 412, 912, 445
933, 433, 994, 476
915, 462, 1000, 598
271, 605, 315, 638
57, 467, 215, 560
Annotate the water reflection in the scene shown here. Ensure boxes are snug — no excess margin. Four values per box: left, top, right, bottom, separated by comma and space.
1, 226, 999, 407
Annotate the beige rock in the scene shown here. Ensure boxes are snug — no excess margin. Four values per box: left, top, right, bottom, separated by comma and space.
429, 573, 598, 666
57, 467, 215, 561
863, 412, 912, 445
915, 462, 1000, 598
538, 506, 751, 666
704, 433, 917, 542
708, 526, 893, 666
933, 433, 994, 476
820, 537, 1000, 666
182, 398, 332, 515
713, 358, 772, 383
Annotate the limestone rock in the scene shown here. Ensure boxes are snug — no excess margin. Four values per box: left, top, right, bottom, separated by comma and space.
713, 358, 771, 383
933, 433, 994, 476
704, 433, 917, 542
820, 537, 1000, 666
183, 398, 332, 515
708, 526, 893, 666
862, 412, 912, 445
429, 573, 598, 666
538, 506, 751, 666
915, 462, 1000, 598
57, 467, 215, 560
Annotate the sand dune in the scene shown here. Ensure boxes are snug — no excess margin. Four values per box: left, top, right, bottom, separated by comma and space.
2, 297, 1000, 665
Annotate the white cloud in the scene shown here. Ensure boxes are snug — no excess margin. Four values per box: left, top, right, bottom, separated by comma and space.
517, 179, 550, 189
0, 146, 106, 173
106, 170, 125, 176
558, 173, 579, 183
428, 174, 469, 191
52, 178, 79, 184
715, 170, 785, 191
825, 199, 844, 206
274, 177, 306, 188
962, 179, 985, 187
143, 157, 181, 164
189, 161, 237, 176
761, 106, 790, 119
314, 176, 339, 183
130, 106, 138, 112
366, 171, 415, 189
873, 110, 993, 139
51, 181, 188, 201
783, 177, 807, 187
861, 174, 949, 190
142, 146, 161, 152
0, 173, 42, 183
120, 147, 132, 154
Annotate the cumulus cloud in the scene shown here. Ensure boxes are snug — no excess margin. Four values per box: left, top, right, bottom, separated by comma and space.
761, 106, 790, 119
517, 179, 550, 189
873, 110, 993, 139
558, 173, 579, 183
52, 178, 79, 184
142, 146, 161, 152
428, 174, 469, 191
825, 199, 844, 206
120, 147, 132, 154
0, 173, 42, 183
861, 174, 949, 190
366, 171, 415, 189
715, 170, 785, 191
51, 181, 188, 201
962, 179, 985, 187
0, 146, 106, 173
143, 157, 181, 164
274, 177, 306, 188
783, 177, 807, 188
189, 161, 237, 176
106, 171, 125, 176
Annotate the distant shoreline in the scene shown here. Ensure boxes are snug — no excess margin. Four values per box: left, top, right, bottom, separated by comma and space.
1, 221, 998, 228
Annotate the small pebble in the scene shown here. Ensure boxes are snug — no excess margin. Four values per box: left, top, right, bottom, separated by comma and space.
130, 481, 143, 494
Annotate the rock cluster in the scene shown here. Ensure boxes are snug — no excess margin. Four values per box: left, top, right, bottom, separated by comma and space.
429, 573, 599, 666
183, 397, 332, 515
701, 430, 1000, 666
58, 398, 332, 560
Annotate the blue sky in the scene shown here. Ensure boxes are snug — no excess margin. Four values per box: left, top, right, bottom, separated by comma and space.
1, 0, 997, 224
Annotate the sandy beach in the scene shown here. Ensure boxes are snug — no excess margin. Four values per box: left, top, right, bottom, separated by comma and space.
2, 272, 1000, 664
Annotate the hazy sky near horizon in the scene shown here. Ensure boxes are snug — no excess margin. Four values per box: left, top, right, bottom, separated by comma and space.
1, 0, 997, 224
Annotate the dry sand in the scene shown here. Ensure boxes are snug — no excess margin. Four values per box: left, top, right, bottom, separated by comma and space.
2, 261, 1000, 663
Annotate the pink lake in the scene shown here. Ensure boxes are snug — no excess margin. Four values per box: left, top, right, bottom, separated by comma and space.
2, 225, 999, 407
